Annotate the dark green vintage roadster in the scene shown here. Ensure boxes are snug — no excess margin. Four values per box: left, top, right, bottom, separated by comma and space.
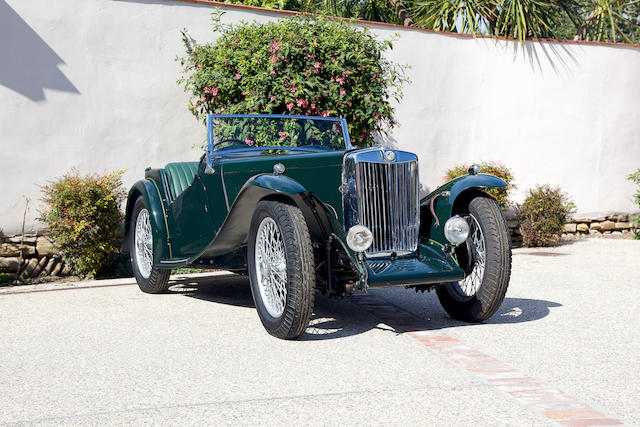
124, 114, 511, 339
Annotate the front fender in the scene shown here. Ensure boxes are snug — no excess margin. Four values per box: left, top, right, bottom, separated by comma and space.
123, 179, 171, 264
420, 174, 507, 245
249, 174, 307, 194
198, 174, 308, 258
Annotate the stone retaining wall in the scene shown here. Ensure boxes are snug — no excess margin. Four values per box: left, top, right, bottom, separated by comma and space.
503, 210, 638, 247
0, 234, 70, 282
561, 213, 636, 238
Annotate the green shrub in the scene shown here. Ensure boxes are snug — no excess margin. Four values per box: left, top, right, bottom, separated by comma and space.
0, 273, 10, 285
444, 161, 516, 209
39, 170, 126, 277
178, 13, 408, 147
629, 169, 640, 239
518, 184, 575, 247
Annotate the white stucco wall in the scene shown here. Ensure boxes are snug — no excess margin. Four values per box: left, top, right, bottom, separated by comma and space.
1, 0, 639, 234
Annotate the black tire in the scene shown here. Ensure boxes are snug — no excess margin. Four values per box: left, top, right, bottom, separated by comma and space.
248, 200, 315, 339
130, 197, 171, 294
436, 196, 511, 322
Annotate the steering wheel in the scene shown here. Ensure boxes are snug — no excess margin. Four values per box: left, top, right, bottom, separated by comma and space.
213, 138, 251, 149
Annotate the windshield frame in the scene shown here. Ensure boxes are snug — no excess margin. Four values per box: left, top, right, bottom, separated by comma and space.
205, 114, 352, 163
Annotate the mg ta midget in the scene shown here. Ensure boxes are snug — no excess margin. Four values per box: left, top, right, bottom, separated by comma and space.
124, 115, 511, 339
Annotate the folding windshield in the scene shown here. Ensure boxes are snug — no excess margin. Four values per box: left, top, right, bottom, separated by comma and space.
207, 114, 351, 154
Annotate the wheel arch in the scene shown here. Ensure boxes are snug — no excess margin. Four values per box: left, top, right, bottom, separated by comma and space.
420, 174, 506, 245
199, 174, 333, 259
451, 188, 493, 215
122, 179, 171, 263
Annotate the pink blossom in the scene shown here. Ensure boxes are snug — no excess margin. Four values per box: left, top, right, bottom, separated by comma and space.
270, 55, 278, 63
269, 41, 281, 53
310, 103, 316, 110
286, 102, 294, 111
242, 91, 246, 96
280, 55, 284, 59
235, 72, 242, 79
330, 77, 335, 82
331, 57, 336, 62
313, 62, 320, 74
321, 110, 331, 117
245, 138, 254, 146
340, 89, 346, 95
290, 86, 297, 93
198, 63, 203, 68
296, 99, 307, 108
220, 107, 225, 112
201, 96, 206, 102
270, 95, 276, 101
336, 77, 345, 85
270, 70, 276, 75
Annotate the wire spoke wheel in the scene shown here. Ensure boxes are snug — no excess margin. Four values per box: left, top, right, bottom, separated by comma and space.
436, 196, 511, 322
248, 200, 315, 339
255, 217, 288, 318
457, 214, 486, 297
130, 197, 170, 294
134, 208, 153, 279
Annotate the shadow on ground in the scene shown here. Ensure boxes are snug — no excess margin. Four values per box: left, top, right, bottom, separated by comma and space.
164, 273, 562, 340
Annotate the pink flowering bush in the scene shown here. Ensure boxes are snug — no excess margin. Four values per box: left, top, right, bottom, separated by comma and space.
178, 14, 408, 146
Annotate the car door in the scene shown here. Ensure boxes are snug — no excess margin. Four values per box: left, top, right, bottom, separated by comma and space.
169, 161, 218, 259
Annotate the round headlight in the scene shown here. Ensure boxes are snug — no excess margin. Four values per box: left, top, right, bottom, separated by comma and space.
444, 216, 470, 246
346, 225, 373, 252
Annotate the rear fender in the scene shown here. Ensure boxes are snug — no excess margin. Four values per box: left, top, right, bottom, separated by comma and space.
420, 174, 507, 246
122, 179, 171, 264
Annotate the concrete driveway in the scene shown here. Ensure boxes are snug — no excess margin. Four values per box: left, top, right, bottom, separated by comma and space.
1, 239, 638, 425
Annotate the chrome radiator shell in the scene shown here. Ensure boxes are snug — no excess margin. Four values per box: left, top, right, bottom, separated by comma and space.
342, 148, 420, 257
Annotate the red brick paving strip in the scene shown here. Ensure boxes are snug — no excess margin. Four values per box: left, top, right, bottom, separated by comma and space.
350, 293, 623, 426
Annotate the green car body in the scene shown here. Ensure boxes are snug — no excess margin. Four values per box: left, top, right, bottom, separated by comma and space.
123, 115, 507, 294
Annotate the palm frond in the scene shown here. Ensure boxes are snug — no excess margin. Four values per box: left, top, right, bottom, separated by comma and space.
410, 0, 497, 34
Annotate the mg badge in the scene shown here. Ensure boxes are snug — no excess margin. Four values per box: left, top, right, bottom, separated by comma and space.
384, 150, 396, 162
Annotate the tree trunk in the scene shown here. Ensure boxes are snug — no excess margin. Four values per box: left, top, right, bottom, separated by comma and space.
388, 0, 414, 26
574, 8, 600, 40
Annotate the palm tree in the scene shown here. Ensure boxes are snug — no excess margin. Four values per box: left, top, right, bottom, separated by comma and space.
409, 0, 570, 42
293, 0, 639, 43
407, 0, 639, 43
388, 0, 415, 25
573, 0, 640, 43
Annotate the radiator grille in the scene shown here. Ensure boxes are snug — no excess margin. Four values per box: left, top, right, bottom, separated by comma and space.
356, 160, 419, 256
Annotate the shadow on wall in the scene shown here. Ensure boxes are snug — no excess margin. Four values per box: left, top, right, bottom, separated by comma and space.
519, 40, 579, 74
0, 0, 79, 101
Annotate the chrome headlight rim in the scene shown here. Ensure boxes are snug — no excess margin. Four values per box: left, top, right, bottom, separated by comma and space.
346, 225, 373, 253
444, 215, 470, 246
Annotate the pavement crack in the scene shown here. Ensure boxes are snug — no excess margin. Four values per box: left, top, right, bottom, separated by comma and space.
2, 384, 491, 425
